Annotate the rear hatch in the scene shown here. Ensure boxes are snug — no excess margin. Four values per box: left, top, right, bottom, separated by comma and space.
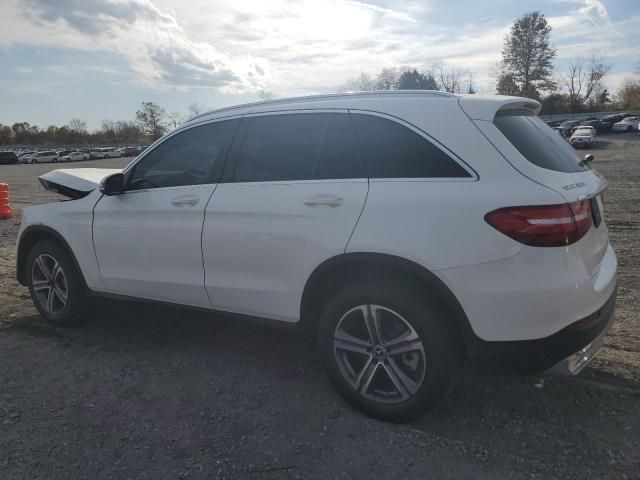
462, 99, 609, 276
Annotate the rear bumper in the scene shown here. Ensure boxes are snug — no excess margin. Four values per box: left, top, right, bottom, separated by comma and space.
466, 286, 616, 374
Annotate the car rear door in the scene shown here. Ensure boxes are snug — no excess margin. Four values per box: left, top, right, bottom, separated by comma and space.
201, 111, 368, 321
92, 118, 239, 308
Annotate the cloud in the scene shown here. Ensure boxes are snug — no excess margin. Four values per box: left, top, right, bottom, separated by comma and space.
23, 0, 176, 35
1, 0, 638, 98
16, 0, 268, 91
577, 0, 609, 27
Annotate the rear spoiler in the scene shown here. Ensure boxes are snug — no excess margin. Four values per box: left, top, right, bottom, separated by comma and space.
458, 95, 542, 121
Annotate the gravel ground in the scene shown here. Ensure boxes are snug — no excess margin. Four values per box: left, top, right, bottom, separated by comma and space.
0, 139, 639, 479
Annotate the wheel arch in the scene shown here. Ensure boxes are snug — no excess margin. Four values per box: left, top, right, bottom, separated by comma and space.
300, 252, 474, 356
16, 225, 87, 290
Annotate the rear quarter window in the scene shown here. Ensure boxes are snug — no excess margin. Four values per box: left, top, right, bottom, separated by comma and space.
494, 110, 586, 173
351, 114, 471, 179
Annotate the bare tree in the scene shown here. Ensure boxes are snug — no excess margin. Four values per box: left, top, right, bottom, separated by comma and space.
615, 79, 640, 110
257, 89, 276, 100
433, 63, 469, 93
375, 68, 401, 90
186, 102, 205, 119
343, 72, 377, 92
168, 112, 184, 129
67, 118, 87, 143
560, 55, 610, 112
68, 118, 87, 135
136, 101, 167, 140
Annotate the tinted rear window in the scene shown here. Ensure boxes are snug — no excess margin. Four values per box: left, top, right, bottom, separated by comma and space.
494, 110, 586, 173
351, 114, 470, 179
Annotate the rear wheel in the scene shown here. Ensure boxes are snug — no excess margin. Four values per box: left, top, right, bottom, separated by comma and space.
627, 126, 633, 132
26, 240, 88, 327
318, 280, 460, 422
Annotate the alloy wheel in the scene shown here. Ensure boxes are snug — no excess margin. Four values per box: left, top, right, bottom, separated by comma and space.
333, 304, 427, 404
31, 254, 68, 315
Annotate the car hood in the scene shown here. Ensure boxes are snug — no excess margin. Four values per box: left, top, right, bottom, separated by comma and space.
39, 168, 121, 199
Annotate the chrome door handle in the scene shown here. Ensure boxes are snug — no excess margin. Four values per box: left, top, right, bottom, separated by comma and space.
171, 195, 199, 207
303, 194, 343, 207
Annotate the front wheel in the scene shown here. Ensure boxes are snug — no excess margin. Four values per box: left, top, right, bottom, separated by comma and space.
318, 280, 460, 422
26, 240, 88, 327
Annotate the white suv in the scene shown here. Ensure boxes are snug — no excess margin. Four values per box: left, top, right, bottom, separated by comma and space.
16, 92, 617, 421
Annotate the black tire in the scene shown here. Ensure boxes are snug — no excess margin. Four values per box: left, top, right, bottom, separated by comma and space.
26, 240, 88, 327
627, 126, 633, 132
318, 280, 460, 422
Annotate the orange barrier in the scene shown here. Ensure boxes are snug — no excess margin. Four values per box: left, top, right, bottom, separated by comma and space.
0, 183, 12, 219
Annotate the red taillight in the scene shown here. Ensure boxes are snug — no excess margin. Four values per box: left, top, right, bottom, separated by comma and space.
485, 200, 592, 247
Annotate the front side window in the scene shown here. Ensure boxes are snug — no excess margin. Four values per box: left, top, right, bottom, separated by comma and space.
350, 114, 471, 179
494, 110, 587, 173
127, 119, 238, 190
232, 113, 364, 182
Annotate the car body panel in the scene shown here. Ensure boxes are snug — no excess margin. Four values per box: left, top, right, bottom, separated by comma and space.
92, 184, 217, 308
203, 179, 368, 321
18, 190, 104, 290
439, 242, 617, 340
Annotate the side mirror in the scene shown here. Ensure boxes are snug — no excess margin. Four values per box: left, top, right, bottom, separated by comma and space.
99, 172, 124, 196
579, 154, 594, 168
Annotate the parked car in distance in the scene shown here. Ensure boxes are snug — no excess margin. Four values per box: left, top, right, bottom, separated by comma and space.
91, 148, 120, 159
60, 151, 89, 162
0, 151, 19, 165
570, 128, 595, 148
602, 113, 629, 126
545, 119, 566, 128
104, 148, 122, 158
17, 92, 617, 422
558, 119, 582, 136
117, 146, 140, 157
575, 125, 596, 136
613, 116, 640, 132
572, 119, 605, 134
19, 150, 60, 164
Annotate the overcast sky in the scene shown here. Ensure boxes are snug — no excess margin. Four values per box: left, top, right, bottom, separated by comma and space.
1, 0, 639, 129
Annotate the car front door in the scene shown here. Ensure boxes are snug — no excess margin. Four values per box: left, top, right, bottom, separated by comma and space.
92, 118, 239, 308
202, 111, 368, 321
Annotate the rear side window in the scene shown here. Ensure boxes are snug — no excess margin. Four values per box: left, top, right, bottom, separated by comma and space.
494, 110, 586, 173
232, 113, 364, 182
351, 114, 470, 179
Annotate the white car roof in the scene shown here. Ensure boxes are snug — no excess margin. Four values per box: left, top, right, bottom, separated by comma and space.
185, 91, 542, 125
